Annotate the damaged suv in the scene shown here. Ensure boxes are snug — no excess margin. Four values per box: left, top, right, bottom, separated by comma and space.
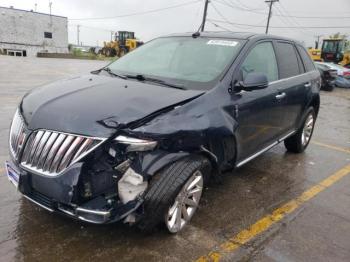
6, 32, 320, 233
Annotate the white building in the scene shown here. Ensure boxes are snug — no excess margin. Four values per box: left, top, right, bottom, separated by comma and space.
0, 6, 68, 57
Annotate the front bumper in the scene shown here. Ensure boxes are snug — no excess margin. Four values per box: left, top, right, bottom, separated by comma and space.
7, 159, 142, 224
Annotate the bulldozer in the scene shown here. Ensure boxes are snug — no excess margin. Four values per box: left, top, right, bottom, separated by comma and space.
101, 31, 143, 57
308, 38, 350, 67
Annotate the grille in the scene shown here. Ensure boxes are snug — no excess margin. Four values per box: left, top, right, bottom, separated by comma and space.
9, 110, 26, 160
21, 130, 103, 176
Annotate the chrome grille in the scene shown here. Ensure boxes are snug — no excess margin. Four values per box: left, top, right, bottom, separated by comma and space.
9, 110, 26, 160
21, 130, 103, 176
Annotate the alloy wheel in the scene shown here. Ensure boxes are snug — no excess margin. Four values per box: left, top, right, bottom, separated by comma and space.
302, 113, 314, 146
165, 170, 204, 233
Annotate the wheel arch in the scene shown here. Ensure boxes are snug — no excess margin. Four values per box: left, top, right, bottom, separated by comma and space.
309, 93, 320, 116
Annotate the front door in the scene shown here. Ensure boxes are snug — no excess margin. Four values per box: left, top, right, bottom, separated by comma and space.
233, 41, 283, 162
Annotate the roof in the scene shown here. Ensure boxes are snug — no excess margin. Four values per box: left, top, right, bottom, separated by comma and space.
0, 6, 67, 19
166, 31, 255, 39
163, 31, 300, 43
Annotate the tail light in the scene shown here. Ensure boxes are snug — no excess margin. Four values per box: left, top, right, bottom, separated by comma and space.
343, 71, 350, 78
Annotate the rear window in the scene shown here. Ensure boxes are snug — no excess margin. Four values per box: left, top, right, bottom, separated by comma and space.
275, 42, 300, 79
297, 45, 316, 72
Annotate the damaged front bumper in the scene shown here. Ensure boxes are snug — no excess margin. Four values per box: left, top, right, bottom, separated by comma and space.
8, 159, 143, 224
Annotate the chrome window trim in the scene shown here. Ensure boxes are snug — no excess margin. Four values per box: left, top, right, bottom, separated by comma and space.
269, 71, 315, 85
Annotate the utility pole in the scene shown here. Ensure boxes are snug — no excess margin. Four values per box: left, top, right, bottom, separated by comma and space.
265, 0, 278, 34
34, 3, 37, 12
314, 35, 323, 49
77, 25, 80, 46
49, 1, 52, 26
200, 0, 210, 32
111, 31, 114, 41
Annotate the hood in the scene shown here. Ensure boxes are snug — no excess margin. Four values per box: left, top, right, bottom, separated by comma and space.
21, 74, 203, 137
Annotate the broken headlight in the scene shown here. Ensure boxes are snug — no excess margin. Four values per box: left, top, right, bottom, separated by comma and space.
114, 135, 157, 152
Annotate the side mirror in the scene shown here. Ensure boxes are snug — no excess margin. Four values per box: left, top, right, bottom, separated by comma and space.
236, 72, 269, 91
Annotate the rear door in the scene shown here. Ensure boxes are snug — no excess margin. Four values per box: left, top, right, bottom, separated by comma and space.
273, 41, 309, 136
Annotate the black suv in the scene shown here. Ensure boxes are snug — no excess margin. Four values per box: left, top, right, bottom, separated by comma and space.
6, 32, 320, 233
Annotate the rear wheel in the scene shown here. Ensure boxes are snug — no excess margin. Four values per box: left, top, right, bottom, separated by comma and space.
284, 108, 316, 153
138, 156, 211, 233
322, 82, 335, 91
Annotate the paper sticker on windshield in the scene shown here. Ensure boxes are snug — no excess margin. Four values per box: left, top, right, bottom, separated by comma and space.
207, 40, 238, 47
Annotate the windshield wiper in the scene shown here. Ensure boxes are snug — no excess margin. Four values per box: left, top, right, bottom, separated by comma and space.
125, 74, 186, 90
92, 67, 127, 80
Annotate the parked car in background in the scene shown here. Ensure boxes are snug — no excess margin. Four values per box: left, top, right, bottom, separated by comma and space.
316, 62, 350, 88
321, 62, 350, 78
5, 32, 321, 233
315, 62, 337, 91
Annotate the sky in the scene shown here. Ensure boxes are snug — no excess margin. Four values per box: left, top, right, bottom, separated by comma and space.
1, 0, 350, 47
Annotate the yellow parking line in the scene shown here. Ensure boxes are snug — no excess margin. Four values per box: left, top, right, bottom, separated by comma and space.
312, 141, 350, 154
196, 164, 350, 262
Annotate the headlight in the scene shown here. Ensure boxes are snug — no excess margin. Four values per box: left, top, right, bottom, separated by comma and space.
114, 135, 157, 152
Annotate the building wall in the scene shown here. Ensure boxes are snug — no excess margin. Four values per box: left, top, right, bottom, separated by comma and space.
0, 7, 68, 56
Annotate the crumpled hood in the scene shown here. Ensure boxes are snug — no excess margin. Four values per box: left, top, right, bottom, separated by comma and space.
21, 74, 203, 137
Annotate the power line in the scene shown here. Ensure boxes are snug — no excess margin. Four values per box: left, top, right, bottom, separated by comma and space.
68, 24, 112, 32
231, 0, 266, 11
69, 0, 201, 21
213, 0, 350, 19
273, 5, 313, 36
208, 18, 350, 29
211, 1, 232, 25
208, 20, 234, 32
210, 1, 263, 31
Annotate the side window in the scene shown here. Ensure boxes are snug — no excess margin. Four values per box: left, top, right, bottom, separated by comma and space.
240, 42, 278, 82
296, 45, 316, 72
296, 49, 305, 73
275, 42, 300, 78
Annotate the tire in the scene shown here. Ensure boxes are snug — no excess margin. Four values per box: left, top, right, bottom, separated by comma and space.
118, 47, 127, 57
322, 83, 334, 91
138, 155, 211, 233
284, 108, 316, 153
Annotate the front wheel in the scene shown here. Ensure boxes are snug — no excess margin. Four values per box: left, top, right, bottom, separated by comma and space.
138, 156, 211, 233
284, 108, 316, 153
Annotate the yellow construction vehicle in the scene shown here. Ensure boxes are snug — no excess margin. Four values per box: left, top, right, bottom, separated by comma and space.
101, 31, 143, 57
308, 47, 322, 61
308, 38, 350, 67
320, 38, 350, 67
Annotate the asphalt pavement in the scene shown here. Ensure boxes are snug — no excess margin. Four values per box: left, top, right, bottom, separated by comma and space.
0, 55, 349, 262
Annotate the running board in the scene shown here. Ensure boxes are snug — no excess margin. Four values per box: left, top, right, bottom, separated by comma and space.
236, 130, 296, 168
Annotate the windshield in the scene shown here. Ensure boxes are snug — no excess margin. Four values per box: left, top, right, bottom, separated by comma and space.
322, 40, 341, 53
108, 36, 244, 90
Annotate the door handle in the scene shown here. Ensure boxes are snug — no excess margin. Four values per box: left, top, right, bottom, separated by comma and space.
275, 92, 286, 100
304, 82, 312, 87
